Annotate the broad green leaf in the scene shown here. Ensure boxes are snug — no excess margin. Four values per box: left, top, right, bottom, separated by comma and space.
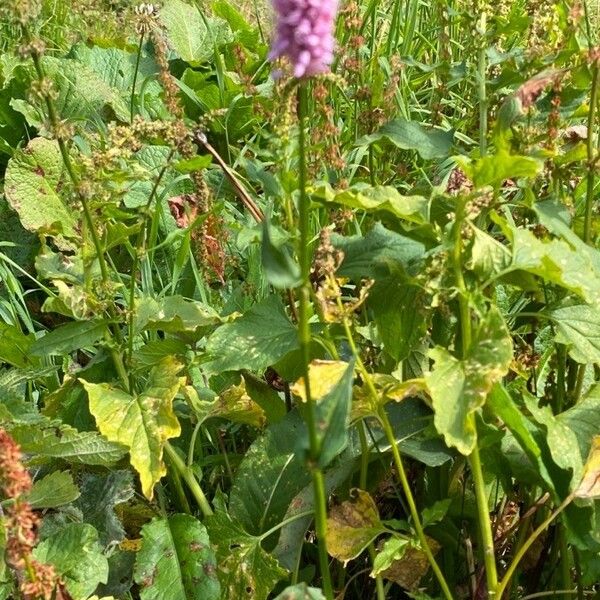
123, 146, 187, 209
204, 295, 299, 373
134, 515, 220, 600
373, 401, 454, 467
558, 385, 600, 469
426, 308, 513, 455
290, 360, 349, 404
468, 226, 511, 279
549, 305, 600, 364
0, 323, 34, 368
332, 223, 425, 280
207, 508, 286, 600
509, 227, 600, 305
487, 384, 555, 493
273, 450, 356, 570
525, 395, 583, 488
0, 196, 37, 269
136, 295, 222, 335
133, 339, 188, 369
274, 584, 325, 600
421, 499, 452, 528
230, 411, 312, 536
27, 471, 80, 509
19, 56, 130, 125
351, 375, 428, 421
4, 138, 76, 244
376, 537, 440, 589
311, 183, 428, 224
575, 437, 600, 499
289, 361, 355, 468
30, 320, 108, 356
160, 0, 233, 64
8, 420, 127, 466
74, 471, 135, 545
325, 489, 385, 562
261, 219, 301, 289
82, 357, 184, 499
459, 150, 541, 188
356, 118, 454, 160
371, 537, 409, 578
33, 523, 109, 600
368, 280, 427, 361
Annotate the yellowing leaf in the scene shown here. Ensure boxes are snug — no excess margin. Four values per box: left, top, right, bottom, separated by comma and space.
377, 537, 440, 590
575, 436, 600, 499
82, 357, 184, 499
186, 381, 266, 428
326, 489, 384, 563
291, 360, 349, 403
351, 375, 427, 422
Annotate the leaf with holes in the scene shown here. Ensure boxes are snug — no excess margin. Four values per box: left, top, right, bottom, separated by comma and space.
206, 508, 286, 600
33, 523, 108, 600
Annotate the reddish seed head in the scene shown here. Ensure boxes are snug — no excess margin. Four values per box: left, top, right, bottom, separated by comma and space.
269, 0, 339, 78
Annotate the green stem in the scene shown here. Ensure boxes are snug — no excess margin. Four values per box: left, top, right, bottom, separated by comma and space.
126, 152, 175, 386
336, 306, 453, 599
455, 202, 497, 596
164, 442, 213, 518
359, 423, 385, 600
27, 44, 109, 285
477, 9, 488, 157
469, 424, 499, 597
297, 83, 334, 600
130, 30, 144, 123
496, 494, 574, 599
584, 61, 599, 245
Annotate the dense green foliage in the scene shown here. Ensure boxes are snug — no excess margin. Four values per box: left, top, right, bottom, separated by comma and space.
0, 0, 599, 598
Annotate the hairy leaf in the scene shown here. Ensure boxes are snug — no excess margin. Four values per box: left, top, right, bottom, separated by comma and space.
27, 471, 80, 509
311, 183, 428, 224
356, 118, 454, 160
33, 523, 108, 600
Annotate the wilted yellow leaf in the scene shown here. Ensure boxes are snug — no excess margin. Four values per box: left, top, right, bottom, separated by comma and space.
82, 357, 184, 499
325, 489, 384, 563
575, 436, 600, 499
291, 360, 349, 403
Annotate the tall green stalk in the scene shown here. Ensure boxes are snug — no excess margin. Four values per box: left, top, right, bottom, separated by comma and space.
477, 8, 488, 156
453, 201, 498, 596
334, 295, 453, 600
297, 83, 334, 600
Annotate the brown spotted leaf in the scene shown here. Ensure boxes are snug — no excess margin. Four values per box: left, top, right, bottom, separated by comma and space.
326, 489, 385, 563
377, 537, 441, 590
134, 514, 220, 600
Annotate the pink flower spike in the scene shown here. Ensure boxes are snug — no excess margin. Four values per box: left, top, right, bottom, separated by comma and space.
270, 0, 339, 79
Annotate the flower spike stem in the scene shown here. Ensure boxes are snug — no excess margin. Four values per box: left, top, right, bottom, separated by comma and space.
297, 82, 334, 600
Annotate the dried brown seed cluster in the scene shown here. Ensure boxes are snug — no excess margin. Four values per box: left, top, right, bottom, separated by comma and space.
0, 429, 64, 600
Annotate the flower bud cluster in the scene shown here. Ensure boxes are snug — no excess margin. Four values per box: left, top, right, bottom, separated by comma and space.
269, 0, 339, 78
